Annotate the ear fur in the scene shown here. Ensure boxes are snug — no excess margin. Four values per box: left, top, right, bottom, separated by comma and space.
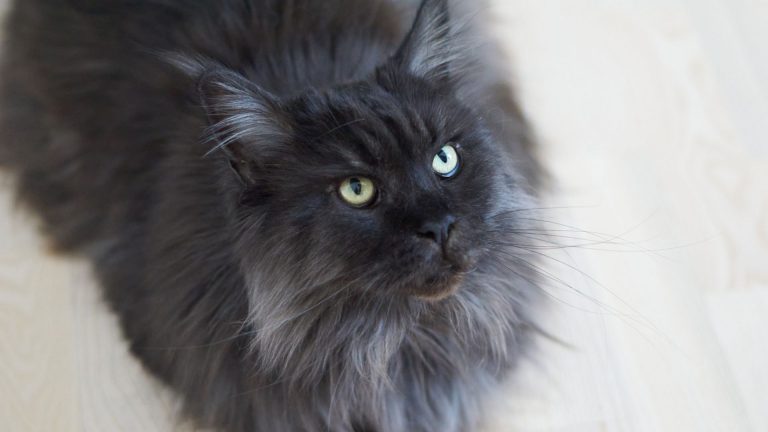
198, 69, 291, 184
393, 0, 455, 82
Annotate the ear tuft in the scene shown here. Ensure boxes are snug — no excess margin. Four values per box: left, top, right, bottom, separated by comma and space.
393, 0, 455, 82
197, 69, 291, 183
199, 70, 288, 155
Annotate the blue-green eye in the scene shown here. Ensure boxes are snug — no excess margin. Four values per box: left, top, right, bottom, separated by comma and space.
432, 144, 460, 178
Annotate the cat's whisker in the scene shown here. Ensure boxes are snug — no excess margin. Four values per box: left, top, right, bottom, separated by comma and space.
486, 236, 678, 347
488, 249, 663, 344
316, 118, 366, 139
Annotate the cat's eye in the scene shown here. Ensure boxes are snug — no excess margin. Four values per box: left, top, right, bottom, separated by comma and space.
432, 144, 460, 178
339, 177, 377, 207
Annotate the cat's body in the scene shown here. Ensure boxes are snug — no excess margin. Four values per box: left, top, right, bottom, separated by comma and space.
0, 1, 540, 431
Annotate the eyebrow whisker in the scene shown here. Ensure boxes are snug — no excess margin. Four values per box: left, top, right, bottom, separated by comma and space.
316, 118, 366, 139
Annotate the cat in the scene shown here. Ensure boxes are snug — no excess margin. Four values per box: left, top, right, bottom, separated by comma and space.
0, 0, 542, 431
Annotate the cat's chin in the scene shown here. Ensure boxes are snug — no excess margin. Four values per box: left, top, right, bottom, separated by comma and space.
410, 271, 466, 302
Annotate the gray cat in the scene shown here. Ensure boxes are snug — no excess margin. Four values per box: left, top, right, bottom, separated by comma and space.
0, 0, 542, 430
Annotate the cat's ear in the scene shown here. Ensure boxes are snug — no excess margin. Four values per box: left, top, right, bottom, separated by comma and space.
392, 0, 455, 83
198, 70, 291, 184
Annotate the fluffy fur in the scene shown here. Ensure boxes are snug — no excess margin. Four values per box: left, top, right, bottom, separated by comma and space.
0, 0, 541, 431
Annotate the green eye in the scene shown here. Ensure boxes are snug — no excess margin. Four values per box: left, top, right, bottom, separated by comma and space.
432, 144, 460, 178
339, 177, 377, 207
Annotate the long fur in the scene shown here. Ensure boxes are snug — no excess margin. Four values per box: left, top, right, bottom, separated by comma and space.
0, 1, 541, 431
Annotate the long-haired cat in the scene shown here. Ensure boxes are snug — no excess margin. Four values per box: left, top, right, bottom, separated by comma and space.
0, 0, 541, 430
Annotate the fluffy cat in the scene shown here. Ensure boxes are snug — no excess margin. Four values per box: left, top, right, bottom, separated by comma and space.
0, 0, 541, 430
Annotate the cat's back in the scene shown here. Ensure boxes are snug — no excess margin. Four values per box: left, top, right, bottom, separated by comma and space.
3, 0, 406, 104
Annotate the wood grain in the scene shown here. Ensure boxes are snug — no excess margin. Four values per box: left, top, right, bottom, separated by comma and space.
1, 0, 766, 430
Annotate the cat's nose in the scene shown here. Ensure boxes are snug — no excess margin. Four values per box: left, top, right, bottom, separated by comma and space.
416, 215, 455, 248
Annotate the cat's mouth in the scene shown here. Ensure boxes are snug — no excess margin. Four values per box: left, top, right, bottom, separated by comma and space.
395, 225, 482, 302
407, 253, 476, 302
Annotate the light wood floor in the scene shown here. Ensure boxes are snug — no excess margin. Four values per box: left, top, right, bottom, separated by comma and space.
1, 0, 766, 431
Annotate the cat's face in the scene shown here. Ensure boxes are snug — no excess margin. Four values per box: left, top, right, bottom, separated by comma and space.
229, 72, 508, 301
195, 0, 521, 303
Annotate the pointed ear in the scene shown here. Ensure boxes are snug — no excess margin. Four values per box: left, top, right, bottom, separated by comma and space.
198, 70, 291, 184
393, 0, 455, 82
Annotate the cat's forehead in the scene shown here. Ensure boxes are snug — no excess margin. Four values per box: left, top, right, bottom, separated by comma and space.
296, 83, 457, 171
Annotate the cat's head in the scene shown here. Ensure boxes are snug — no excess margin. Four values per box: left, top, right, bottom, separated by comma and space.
197, 0, 524, 302
189, 0, 535, 386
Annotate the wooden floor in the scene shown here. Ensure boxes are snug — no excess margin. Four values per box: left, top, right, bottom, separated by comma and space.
1, 0, 767, 431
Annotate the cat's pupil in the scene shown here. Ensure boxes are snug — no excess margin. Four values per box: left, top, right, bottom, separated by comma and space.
438, 150, 448, 163
350, 178, 362, 195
